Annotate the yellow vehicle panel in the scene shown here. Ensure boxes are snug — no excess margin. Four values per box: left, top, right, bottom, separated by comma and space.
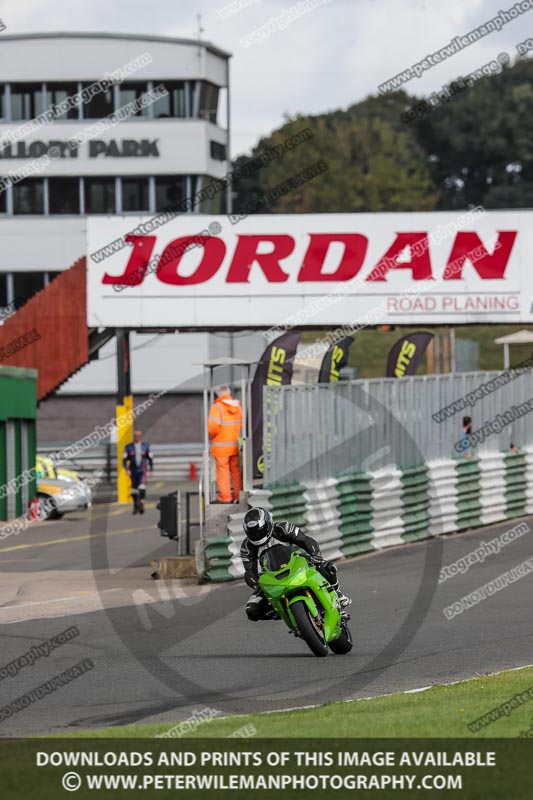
37, 481, 62, 496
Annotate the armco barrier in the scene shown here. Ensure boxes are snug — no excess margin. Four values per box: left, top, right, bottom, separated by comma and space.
37, 442, 203, 483
199, 449, 532, 582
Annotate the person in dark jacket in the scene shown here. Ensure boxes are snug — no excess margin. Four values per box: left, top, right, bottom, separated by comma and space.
461, 415, 473, 459
240, 507, 351, 621
123, 430, 153, 514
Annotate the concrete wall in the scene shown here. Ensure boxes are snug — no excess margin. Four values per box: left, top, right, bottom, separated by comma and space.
37, 392, 204, 444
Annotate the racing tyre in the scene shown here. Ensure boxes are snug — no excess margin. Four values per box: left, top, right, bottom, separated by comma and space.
329, 623, 353, 654
291, 600, 328, 657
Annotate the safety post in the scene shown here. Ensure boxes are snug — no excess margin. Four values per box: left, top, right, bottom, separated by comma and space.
116, 329, 133, 503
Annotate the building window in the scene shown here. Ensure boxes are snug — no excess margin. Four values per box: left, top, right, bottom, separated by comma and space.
199, 82, 220, 124
210, 141, 227, 161
152, 81, 187, 117
198, 175, 225, 214
155, 176, 184, 212
13, 272, 45, 302
48, 177, 80, 214
0, 274, 7, 307
121, 177, 149, 212
13, 179, 44, 214
190, 175, 199, 201
85, 178, 116, 213
47, 83, 79, 120
0, 86, 6, 120
119, 82, 150, 116
10, 84, 45, 120
80, 83, 114, 119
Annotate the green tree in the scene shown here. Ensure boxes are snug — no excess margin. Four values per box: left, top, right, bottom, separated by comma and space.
232, 94, 437, 214
413, 57, 533, 209
232, 55, 533, 214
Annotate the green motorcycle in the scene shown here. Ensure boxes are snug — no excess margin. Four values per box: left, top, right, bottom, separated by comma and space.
258, 543, 353, 657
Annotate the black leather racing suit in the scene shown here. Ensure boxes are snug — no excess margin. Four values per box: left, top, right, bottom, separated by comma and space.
240, 521, 339, 621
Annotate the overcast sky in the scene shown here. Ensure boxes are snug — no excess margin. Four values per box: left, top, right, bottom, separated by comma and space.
1, 0, 530, 156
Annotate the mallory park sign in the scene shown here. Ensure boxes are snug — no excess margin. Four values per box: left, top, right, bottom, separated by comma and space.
87, 210, 532, 329
0, 138, 160, 158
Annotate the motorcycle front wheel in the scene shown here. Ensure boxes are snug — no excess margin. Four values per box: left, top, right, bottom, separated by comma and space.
328, 622, 353, 654
291, 600, 328, 657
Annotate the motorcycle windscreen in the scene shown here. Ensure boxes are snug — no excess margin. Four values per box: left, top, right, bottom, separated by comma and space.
261, 543, 299, 571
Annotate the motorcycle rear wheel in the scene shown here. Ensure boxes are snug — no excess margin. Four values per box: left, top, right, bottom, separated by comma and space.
291, 600, 328, 657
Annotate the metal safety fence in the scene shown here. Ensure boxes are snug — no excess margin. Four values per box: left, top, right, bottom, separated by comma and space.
263, 369, 533, 485
37, 442, 203, 484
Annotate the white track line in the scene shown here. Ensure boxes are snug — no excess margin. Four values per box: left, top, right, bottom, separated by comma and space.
196, 663, 533, 723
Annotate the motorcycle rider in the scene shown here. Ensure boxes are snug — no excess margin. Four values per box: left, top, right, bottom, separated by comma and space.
240, 507, 352, 621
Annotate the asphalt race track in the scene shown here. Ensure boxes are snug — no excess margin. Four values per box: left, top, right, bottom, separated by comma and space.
0, 488, 532, 736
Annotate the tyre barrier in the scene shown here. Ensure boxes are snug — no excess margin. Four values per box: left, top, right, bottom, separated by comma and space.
198, 450, 533, 582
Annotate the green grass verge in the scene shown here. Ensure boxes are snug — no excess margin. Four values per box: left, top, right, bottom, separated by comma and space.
61, 666, 533, 739
301, 325, 533, 379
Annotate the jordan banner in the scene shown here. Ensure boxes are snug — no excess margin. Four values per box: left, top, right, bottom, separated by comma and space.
252, 331, 301, 479
386, 332, 434, 377
318, 336, 354, 383
88, 210, 528, 328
